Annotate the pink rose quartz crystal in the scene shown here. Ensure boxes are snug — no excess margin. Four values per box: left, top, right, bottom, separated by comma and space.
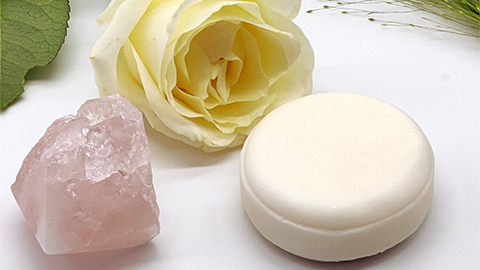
11, 95, 160, 254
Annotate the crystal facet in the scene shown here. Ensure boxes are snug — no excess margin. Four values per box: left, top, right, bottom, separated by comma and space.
11, 95, 160, 254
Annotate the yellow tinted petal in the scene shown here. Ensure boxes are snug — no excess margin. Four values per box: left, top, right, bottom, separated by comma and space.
258, 0, 301, 19
243, 23, 300, 84
129, 0, 181, 86
176, 40, 210, 101
210, 93, 276, 127
191, 20, 241, 62
228, 27, 269, 103
91, 0, 151, 96
171, 86, 212, 119
260, 3, 314, 111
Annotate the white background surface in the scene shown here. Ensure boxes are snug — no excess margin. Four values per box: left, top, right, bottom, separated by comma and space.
1, 1, 479, 269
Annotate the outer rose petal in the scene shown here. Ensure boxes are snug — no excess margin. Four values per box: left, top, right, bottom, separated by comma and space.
256, 1, 314, 110
96, 0, 129, 25
176, 0, 301, 21
259, 0, 301, 19
90, 0, 152, 96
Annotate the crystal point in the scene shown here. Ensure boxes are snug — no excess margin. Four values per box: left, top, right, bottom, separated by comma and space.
11, 95, 160, 254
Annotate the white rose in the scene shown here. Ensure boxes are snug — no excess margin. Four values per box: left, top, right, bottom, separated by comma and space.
91, 0, 314, 152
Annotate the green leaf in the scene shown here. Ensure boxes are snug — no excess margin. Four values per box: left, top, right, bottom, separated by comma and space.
0, 0, 70, 109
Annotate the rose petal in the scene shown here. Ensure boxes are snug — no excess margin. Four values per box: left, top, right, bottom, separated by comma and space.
204, 84, 222, 109
169, 1, 252, 40
223, 52, 243, 88
96, 0, 129, 25
259, 3, 315, 111
116, 41, 151, 114
91, 0, 152, 96
171, 86, 212, 119
258, 0, 302, 20
176, 40, 210, 101
129, 0, 182, 86
191, 20, 241, 63
243, 23, 300, 84
227, 27, 269, 103
210, 59, 229, 102
210, 93, 276, 128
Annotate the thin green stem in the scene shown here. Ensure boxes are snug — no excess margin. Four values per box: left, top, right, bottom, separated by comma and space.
308, 0, 480, 38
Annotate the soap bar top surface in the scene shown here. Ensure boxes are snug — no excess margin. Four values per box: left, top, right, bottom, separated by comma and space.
242, 93, 434, 230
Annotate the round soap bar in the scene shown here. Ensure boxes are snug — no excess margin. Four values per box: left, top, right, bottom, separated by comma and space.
240, 93, 434, 261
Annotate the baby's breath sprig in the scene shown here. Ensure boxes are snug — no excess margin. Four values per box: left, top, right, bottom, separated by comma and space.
308, 0, 480, 38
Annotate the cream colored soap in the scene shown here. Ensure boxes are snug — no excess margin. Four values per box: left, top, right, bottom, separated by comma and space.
240, 93, 434, 261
